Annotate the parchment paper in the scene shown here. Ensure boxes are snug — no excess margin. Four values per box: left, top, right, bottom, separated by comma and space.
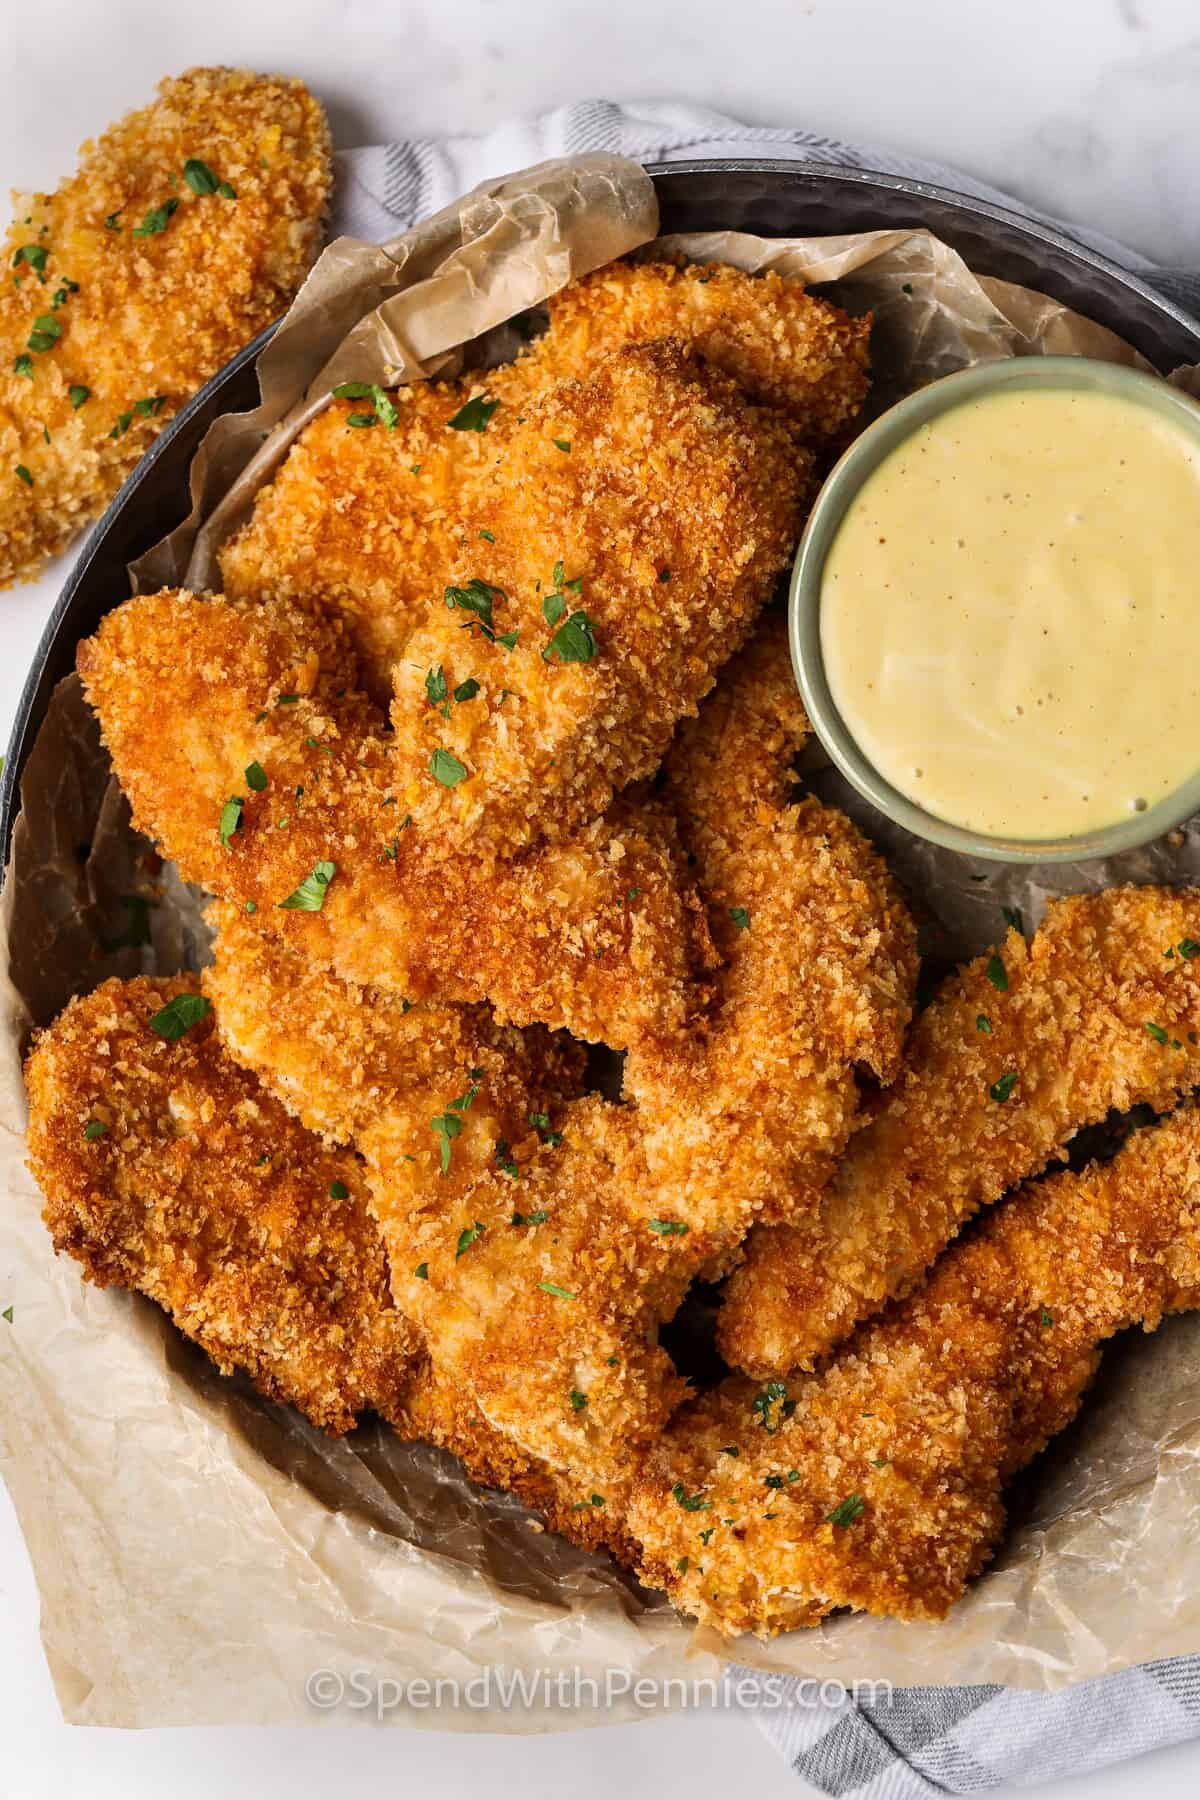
3, 152, 1200, 1729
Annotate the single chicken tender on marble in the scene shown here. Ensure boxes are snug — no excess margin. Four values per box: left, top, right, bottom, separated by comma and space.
0, 67, 330, 587
631, 1103, 1200, 1636
383, 340, 809, 859
720, 885, 1200, 1378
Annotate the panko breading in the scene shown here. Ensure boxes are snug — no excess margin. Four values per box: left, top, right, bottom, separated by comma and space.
23, 972, 629, 1554
0, 67, 330, 587
383, 341, 807, 859
491, 258, 871, 448
25, 974, 413, 1433
626, 614, 917, 1246
720, 887, 1200, 1377
629, 1105, 1200, 1636
220, 381, 501, 700
77, 588, 708, 1049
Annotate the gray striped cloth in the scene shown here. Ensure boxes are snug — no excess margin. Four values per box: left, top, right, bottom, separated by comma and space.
331, 103, 1200, 1797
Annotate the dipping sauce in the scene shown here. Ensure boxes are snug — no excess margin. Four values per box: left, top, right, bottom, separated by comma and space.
819, 384, 1200, 840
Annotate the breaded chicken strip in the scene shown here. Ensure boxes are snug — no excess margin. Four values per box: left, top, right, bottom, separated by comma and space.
629, 1104, 1200, 1636
627, 613, 916, 1245
720, 887, 1200, 1377
0, 68, 330, 587
25, 974, 413, 1433
220, 381, 500, 700
25, 973, 628, 1551
78, 588, 707, 1049
218, 259, 857, 702
385, 341, 808, 859
491, 259, 870, 448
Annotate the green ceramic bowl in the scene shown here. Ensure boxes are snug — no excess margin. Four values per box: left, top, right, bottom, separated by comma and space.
789, 354, 1200, 863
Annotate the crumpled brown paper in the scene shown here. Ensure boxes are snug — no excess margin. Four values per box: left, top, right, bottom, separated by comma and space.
4, 151, 1200, 1729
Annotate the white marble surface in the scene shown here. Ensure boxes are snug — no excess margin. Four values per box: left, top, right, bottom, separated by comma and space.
2, 2, 1200, 1795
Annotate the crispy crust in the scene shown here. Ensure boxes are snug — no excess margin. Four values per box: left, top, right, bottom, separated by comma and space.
493, 259, 871, 447
0, 67, 330, 586
77, 587, 705, 1050
720, 887, 1200, 1377
628, 1105, 1200, 1636
383, 340, 809, 859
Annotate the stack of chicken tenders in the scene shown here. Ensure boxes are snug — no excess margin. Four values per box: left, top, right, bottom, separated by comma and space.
22, 133, 1200, 1637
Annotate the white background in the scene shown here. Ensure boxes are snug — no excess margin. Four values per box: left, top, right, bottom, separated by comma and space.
2, 1, 1199, 1794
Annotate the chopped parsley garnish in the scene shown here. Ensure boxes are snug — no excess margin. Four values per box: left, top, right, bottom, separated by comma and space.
625, 886, 641, 904
647, 1218, 689, 1236
989, 1070, 1018, 1104
671, 1483, 711, 1512
455, 1221, 485, 1258
27, 313, 61, 352
453, 678, 480, 703
430, 747, 469, 788
431, 1110, 463, 1173
425, 664, 448, 708
276, 693, 300, 705
12, 244, 48, 277
444, 576, 507, 639
148, 992, 211, 1040
278, 859, 336, 911
568, 1389, 587, 1412
1178, 938, 1200, 960
975, 1014, 992, 1033
109, 412, 133, 438
83, 1119, 108, 1140
729, 906, 750, 931
329, 1179, 349, 1199
69, 383, 90, 408
543, 610, 598, 664
826, 1493, 866, 1528
479, 528, 495, 543
512, 1208, 549, 1226
495, 1138, 521, 1178
552, 438, 571, 453
218, 795, 244, 848
51, 280, 80, 308
134, 394, 166, 417
676, 1556, 689, 1574
752, 1381, 793, 1433
1146, 1022, 1169, 1045
985, 952, 1009, 992
538, 1281, 575, 1299
15, 465, 32, 487
332, 380, 398, 430
245, 760, 268, 791
1, 1306, 11, 1324
1002, 906, 1024, 933
182, 158, 226, 196
414, 1262, 429, 1280
245, 901, 257, 914
543, 591, 565, 626
528, 1111, 562, 1148
719, 1445, 740, 1457
104, 210, 123, 231
658, 568, 671, 583
448, 394, 500, 432
1040, 1307, 1054, 1327
13, 353, 33, 379
132, 198, 179, 237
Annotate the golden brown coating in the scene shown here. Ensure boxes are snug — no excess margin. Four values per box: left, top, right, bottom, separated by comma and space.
720, 887, 1200, 1377
491, 259, 871, 448
629, 1105, 1200, 1637
0, 67, 330, 587
627, 613, 917, 1247
219, 381, 500, 699
25, 974, 413, 1434
385, 341, 808, 859
77, 587, 706, 1049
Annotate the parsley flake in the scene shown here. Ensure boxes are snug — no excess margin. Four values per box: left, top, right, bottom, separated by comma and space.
729, 906, 750, 931
495, 1138, 521, 1178
132, 198, 179, 237
329, 1179, 349, 1199
414, 1262, 429, 1280
989, 1070, 1018, 1103
752, 1381, 793, 1433
552, 438, 571, 453
27, 313, 61, 352
976, 1014, 992, 1033
69, 383, 90, 408
453, 678, 480, 703
1146, 1022, 1169, 1045
671, 1483, 711, 1512
83, 1119, 108, 1140
538, 1281, 575, 1299
183, 158, 221, 196
219, 795, 244, 848
278, 859, 336, 911
543, 610, 598, 664
647, 1218, 689, 1236
568, 1389, 587, 1412
456, 1221, 485, 1258
1178, 938, 1200, 960
13, 353, 33, 379
1002, 906, 1025, 933
104, 210, 123, 231
1040, 1307, 1054, 1327
827, 1493, 866, 1528
431, 1111, 463, 1173
12, 244, 48, 277
985, 952, 1009, 992
448, 394, 499, 432
425, 665, 448, 708
148, 993, 211, 1040
15, 464, 32, 487
245, 760, 268, 792
430, 747, 469, 788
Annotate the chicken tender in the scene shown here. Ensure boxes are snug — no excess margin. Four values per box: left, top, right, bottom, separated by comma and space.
492, 258, 870, 447
383, 341, 808, 858
25, 974, 413, 1433
77, 587, 707, 1049
219, 380, 500, 700
630, 1104, 1200, 1636
1, 67, 330, 587
720, 887, 1200, 1377
627, 613, 917, 1245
